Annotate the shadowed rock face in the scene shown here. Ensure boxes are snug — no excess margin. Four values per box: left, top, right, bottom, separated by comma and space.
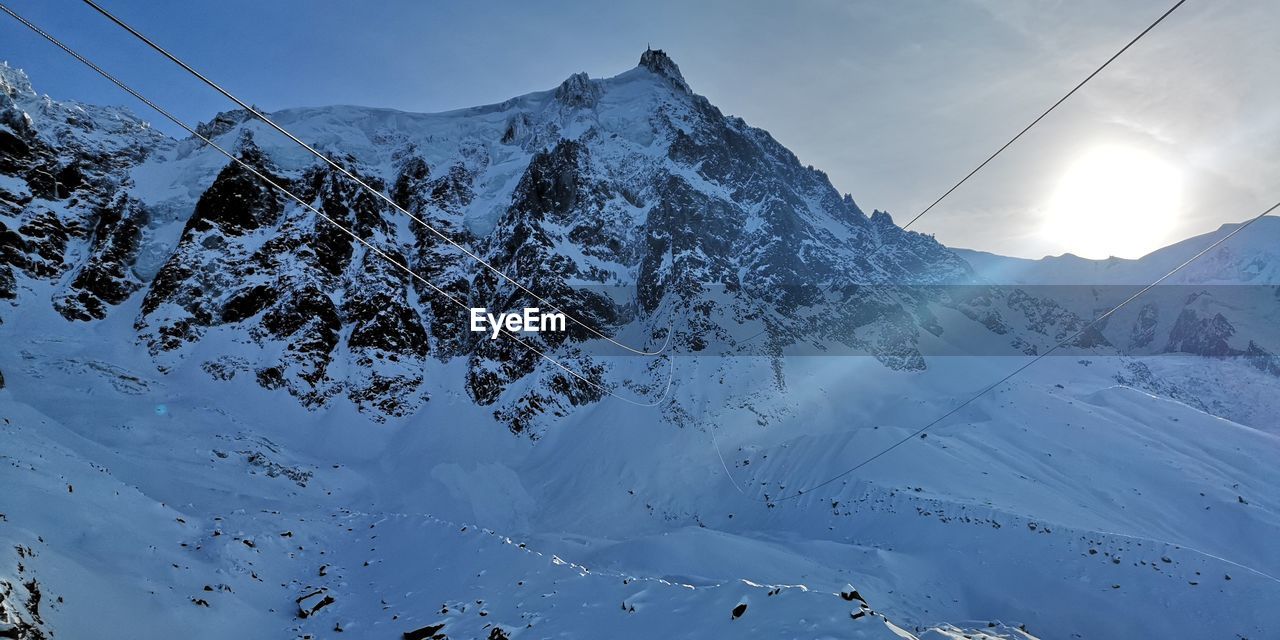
0, 221, 26, 300
54, 195, 149, 321
130, 132, 437, 418
0, 574, 49, 640
1129, 303, 1159, 349
1166, 307, 1237, 356
1, 63, 165, 320
137, 138, 284, 353
184, 143, 283, 237
639, 48, 690, 93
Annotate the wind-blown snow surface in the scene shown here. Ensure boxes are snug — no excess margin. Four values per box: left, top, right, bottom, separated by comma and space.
1, 296, 1037, 640
3, 53, 1280, 639
6, 297, 1280, 639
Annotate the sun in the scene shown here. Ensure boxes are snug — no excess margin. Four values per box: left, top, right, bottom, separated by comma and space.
1041, 145, 1183, 259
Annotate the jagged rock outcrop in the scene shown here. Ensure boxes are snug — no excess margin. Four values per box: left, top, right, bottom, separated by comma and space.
1129, 302, 1159, 349
639, 48, 690, 93
1165, 307, 1236, 356
0, 62, 167, 320
53, 195, 150, 320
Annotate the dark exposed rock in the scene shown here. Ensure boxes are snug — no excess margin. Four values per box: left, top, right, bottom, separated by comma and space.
260, 286, 342, 401
0, 128, 29, 162
342, 249, 432, 418
1246, 341, 1280, 377
193, 108, 259, 141
137, 144, 441, 412
262, 286, 341, 341
136, 142, 289, 354
220, 284, 277, 323
465, 138, 622, 422
0, 266, 14, 301
391, 156, 430, 209
398, 158, 478, 360
345, 253, 429, 356
402, 622, 447, 640
0, 577, 48, 640
185, 139, 282, 236
296, 588, 334, 619
1165, 307, 1238, 356
55, 195, 149, 321
555, 72, 600, 108
1004, 288, 1110, 351
840, 588, 867, 604
1113, 361, 1212, 415
303, 161, 389, 275
1129, 303, 1159, 350
17, 213, 84, 280
500, 113, 534, 146
639, 48, 690, 93
243, 450, 313, 486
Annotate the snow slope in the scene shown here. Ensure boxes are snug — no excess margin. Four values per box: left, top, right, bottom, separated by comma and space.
3, 51, 1280, 639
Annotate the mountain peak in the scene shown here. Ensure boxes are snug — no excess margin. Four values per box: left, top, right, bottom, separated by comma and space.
638, 47, 689, 93
0, 61, 36, 101
554, 71, 600, 108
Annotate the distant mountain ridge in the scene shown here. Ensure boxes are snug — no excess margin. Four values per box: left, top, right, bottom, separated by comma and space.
955, 218, 1280, 361
953, 216, 1280, 285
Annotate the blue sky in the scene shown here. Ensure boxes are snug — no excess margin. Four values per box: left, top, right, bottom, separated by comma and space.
2, 0, 1276, 258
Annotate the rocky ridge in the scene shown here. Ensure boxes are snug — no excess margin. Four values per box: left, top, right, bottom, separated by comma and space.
2, 53, 1272, 432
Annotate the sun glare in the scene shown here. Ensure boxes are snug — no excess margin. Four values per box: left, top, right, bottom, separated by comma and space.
1041, 145, 1183, 259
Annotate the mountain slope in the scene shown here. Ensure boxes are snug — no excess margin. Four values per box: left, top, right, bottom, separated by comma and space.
3, 51, 1279, 639
955, 221, 1280, 429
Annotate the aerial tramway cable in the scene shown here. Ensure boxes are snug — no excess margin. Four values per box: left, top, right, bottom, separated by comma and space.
896, 0, 1188, 233
737, 0, 1190, 346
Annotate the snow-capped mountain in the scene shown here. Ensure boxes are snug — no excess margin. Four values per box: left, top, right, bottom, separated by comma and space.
955, 224, 1280, 427
955, 218, 1280, 286
3, 51, 1279, 639
6, 48, 982, 430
